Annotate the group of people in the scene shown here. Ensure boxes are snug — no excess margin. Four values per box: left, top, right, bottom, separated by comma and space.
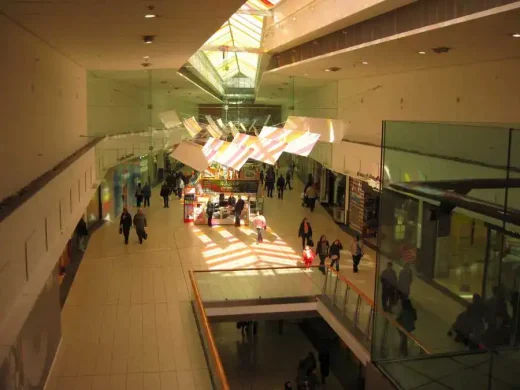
119, 207, 148, 245
206, 193, 245, 228
286, 349, 330, 389
298, 218, 364, 273
261, 165, 293, 200
448, 284, 520, 349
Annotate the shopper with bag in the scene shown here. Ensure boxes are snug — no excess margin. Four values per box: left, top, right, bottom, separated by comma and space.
135, 183, 143, 207
119, 207, 132, 245
329, 239, 344, 272
298, 218, 313, 249
252, 211, 267, 243
133, 208, 147, 244
316, 235, 330, 274
350, 235, 364, 273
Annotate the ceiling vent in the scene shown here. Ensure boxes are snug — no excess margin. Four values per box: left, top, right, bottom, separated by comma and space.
326, 67, 341, 72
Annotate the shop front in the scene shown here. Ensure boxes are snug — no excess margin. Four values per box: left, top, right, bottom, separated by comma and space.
347, 174, 380, 246
319, 168, 347, 223
181, 163, 263, 226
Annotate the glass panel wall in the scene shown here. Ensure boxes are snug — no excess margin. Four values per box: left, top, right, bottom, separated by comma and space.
374, 122, 520, 388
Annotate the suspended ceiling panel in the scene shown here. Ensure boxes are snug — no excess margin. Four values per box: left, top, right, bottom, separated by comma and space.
183, 117, 203, 137
159, 110, 181, 129
232, 133, 286, 165
284, 116, 347, 143
171, 141, 209, 172
258, 126, 321, 157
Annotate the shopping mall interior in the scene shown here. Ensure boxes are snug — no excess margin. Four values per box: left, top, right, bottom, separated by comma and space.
1, 0, 520, 389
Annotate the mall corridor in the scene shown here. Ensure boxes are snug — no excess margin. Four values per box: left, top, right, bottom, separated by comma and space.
45, 176, 369, 389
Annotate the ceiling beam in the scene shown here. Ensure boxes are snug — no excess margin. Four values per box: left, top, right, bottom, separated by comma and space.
201, 45, 266, 54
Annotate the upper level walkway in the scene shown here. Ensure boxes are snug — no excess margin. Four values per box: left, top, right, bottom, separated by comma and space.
45, 166, 468, 389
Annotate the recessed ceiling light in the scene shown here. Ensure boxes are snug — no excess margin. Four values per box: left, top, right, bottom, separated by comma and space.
293, 16, 297, 21
362, 61, 368, 65
418, 51, 426, 55
169, 84, 173, 87
512, 33, 520, 38
143, 56, 149, 59
325, 67, 341, 72
145, 14, 156, 18
143, 35, 155, 44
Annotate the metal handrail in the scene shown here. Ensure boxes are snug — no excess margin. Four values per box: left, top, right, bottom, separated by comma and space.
189, 271, 230, 390
325, 266, 430, 354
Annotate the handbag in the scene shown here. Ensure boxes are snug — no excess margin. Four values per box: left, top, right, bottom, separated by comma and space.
307, 237, 314, 247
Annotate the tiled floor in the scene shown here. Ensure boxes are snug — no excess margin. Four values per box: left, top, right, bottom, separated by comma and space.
45, 165, 470, 389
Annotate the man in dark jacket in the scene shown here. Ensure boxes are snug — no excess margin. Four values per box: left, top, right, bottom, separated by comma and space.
120, 208, 132, 245
381, 262, 398, 312
277, 175, 286, 199
234, 197, 245, 227
142, 183, 152, 207
133, 208, 147, 244
206, 200, 215, 227
285, 169, 293, 190
265, 169, 275, 198
160, 183, 170, 208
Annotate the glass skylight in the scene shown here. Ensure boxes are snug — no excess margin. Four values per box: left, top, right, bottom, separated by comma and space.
194, 0, 281, 87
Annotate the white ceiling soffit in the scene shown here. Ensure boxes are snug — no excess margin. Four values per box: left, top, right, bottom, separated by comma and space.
159, 110, 181, 129
171, 141, 209, 172
261, 3, 520, 81
0, 0, 246, 70
284, 116, 346, 143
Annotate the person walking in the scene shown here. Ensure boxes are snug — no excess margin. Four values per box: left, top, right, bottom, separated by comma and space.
302, 245, 315, 268
176, 175, 185, 199
265, 169, 275, 198
350, 235, 364, 273
285, 168, 293, 190
381, 262, 398, 312
119, 207, 132, 245
276, 175, 286, 199
76, 218, 88, 252
398, 262, 413, 302
228, 193, 236, 207
160, 182, 170, 208
252, 211, 267, 243
298, 218, 313, 249
316, 235, 330, 274
135, 183, 143, 208
306, 185, 318, 212
206, 200, 215, 227
397, 298, 417, 357
234, 197, 245, 227
318, 344, 330, 385
329, 239, 344, 272
142, 183, 151, 207
133, 208, 147, 244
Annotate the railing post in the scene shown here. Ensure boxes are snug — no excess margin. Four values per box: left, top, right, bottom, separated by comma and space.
342, 285, 350, 315
333, 275, 339, 306
366, 307, 374, 340
322, 268, 329, 295
353, 295, 362, 328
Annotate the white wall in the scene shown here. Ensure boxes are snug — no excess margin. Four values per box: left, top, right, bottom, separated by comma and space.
87, 74, 151, 136
0, 147, 98, 330
337, 59, 520, 146
0, 15, 88, 201
151, 92, 198, 129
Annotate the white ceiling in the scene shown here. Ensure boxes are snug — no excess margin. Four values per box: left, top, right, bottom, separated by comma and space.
258, 4, 520, 104
1, 0, 246, 70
